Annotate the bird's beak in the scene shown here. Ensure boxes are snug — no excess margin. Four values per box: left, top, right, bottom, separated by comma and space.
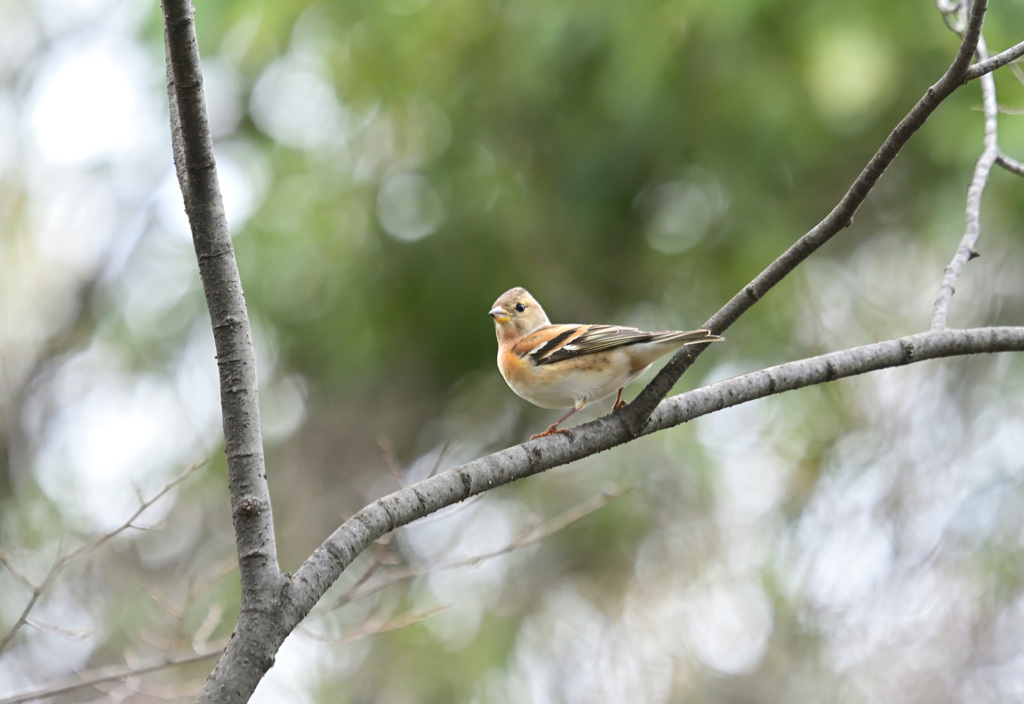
489, 307, 510, 323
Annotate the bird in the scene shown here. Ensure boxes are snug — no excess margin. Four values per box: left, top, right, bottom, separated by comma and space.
489, 287, 723, 439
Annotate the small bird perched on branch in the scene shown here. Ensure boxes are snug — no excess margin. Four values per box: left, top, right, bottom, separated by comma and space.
489, 287, 723, 439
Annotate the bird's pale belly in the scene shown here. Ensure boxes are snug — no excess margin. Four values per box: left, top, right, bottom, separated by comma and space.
503, 354, 651, 410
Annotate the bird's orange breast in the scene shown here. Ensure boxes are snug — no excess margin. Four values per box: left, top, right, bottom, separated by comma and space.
498, 347, 531, 384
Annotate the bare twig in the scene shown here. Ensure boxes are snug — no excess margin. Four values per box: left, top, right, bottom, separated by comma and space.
996, 151, 1024, 177
0, 557, 60, 654
313, 545, 392, 615
936, 0, 967, 32
1010, 61, 1024, 87
932, 37, 1000, 330
315, 486, 631, 611
376, 486, 631, 576
0, 462, 205, 653
0, 641, 226, 704
965, 40, 1024, 81
0, 552, 43, 592
303, 605, 449, 645
65, 462, 205, 565
192, 604, 225, 652
21, 619, 90, 641
140, 559, 236, 652
378, 438, 404, 488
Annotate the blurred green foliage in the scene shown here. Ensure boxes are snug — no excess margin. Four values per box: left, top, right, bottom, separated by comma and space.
2, 0, 1024, 701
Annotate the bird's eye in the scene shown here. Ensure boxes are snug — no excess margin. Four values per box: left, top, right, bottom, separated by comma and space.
515, 303, 526, 313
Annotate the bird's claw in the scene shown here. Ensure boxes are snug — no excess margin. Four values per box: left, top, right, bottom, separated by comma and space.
531, 425, 573, 440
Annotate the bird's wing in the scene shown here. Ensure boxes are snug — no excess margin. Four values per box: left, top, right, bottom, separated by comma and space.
518, 325, 662, 366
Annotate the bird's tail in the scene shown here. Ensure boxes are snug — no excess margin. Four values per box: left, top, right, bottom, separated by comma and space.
657, 329, 723, 346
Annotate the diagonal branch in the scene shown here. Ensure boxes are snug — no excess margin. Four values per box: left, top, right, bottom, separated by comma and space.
996, 151, 1024, 177
646, 327, 1021, 431
288, 326, 1024, 628
965, 39, 1024, 80
932, 36, 999, 329
620, 0, 990, 434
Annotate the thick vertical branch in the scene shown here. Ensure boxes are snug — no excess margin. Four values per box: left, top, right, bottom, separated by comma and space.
162, 0, 286, 699
162, 0, 278, 595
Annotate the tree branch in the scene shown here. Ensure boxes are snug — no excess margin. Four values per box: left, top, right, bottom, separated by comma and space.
0, 462, 204, 654
620, 0, 990, 433
161, 0, 285, 699
0, 643, 225, 704
932, 37, 999, 329
647, 327, 1023, 431
286, 327, 1024, 630
996, 151, 1024, 177
313, 486, 631, 610
965, 39, 1024, 81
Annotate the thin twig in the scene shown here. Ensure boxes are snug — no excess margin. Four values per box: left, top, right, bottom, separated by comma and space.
0, 552, 41, 592
302, 605, 449, 645
932, 37, 999, 329
965, 39, 1024, 81
64, 461, 205, 565
0, 462, 205, 653
1009, 61, 1024, 86
317, 486, 631, 609
21, 619, 90, 641
936, 0, 966, 32
996, 151, 1024, 177
0, 558, 60, 654
0, 641, 226, 704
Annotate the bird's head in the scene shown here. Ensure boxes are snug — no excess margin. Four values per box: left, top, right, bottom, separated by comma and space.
489, 287, 551, 341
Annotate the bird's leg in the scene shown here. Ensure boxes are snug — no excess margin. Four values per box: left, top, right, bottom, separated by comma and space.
612, 387, 627, 411
531, 407, 578, 440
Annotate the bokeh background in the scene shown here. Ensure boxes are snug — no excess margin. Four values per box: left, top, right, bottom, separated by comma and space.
2, 0, 1024, 701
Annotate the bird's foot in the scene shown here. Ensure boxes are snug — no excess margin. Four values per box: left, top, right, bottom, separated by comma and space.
531, 424, 573, 440
612, 388, 627, 411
